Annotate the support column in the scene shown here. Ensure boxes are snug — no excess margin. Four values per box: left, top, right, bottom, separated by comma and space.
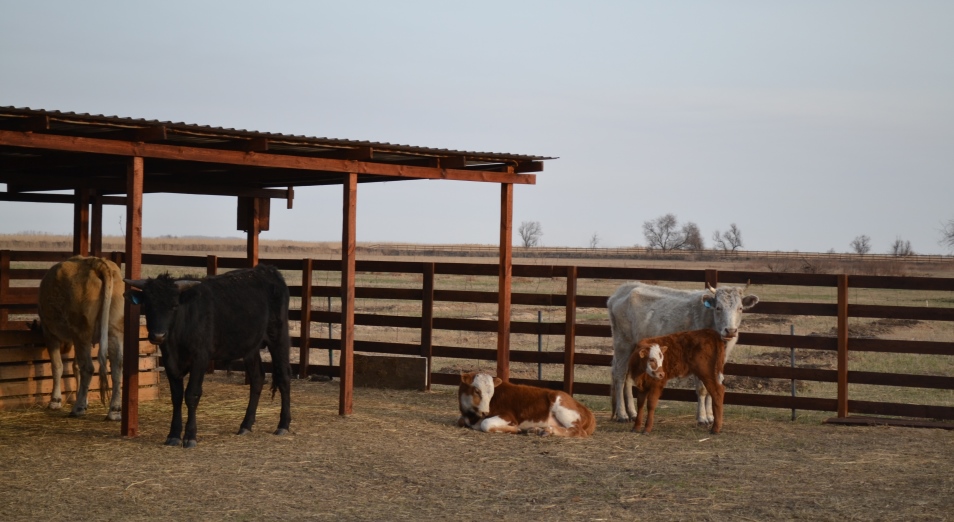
91, 193, 104, 257
72, 188, 90, 256
121, 157, 144, 438
497, 183, 513, 381
246, 198, 260, 268
563, 266, 577, 394
339, 173, 357, 415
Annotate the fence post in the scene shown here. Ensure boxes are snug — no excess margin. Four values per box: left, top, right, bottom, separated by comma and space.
537, 311, 543, 381
790, 324, 796, 421
421, 262, 435, 391
837, 274, 849, 417
327, 295, 334, 378
0, 250, 9, 330
299, 258, 313, 379
205, 255, 218, 374
705, 268, 718, 289
563, 265, 577, 395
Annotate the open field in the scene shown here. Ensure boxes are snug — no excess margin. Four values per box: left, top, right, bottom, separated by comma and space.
1, 371, 953, 521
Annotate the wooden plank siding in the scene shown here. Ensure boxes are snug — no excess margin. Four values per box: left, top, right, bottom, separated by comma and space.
0, 326, 161, 410
2, 249, 953, 424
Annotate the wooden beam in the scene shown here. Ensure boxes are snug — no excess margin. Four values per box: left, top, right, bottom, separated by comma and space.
497, 183, 513, 381
121, 156, 144, 438
339, 173, 357, 415
563, 266, 577, 394
0, 130, 537, 185
0, 192, 126, 205
91, 193, 103, 257
245, 198, 260, 268
299, 258, 313, 379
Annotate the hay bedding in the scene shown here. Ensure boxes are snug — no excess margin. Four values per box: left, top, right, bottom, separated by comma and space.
1, 373, 953, 521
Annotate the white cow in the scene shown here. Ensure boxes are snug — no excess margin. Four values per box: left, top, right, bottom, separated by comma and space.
607, 281, 758, 424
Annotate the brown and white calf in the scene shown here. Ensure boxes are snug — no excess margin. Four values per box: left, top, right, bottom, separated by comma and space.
457, 373, 596, 438
627, 328, 727, 434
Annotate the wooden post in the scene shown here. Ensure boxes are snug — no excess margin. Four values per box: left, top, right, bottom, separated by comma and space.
339, 173, 357, 415
563, 265, 577, 394
72, 188, 90, 256
121, 157, 144, 438
91, 193, 103, 257
497, 183, 513, 381
205, 255, 218, 374
299, 258, 313, 380
705, 268, 718, 289
246, 198, 260, 268
837, 274, 849, 417
0, 250, 9, 330
421, 262, 435, 391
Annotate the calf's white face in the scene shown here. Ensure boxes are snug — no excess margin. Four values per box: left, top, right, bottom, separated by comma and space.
460, 373, 498, 418
639, 344, 667, 379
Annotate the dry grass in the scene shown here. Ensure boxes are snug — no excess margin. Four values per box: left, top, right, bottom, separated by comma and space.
1, 371, 953, 521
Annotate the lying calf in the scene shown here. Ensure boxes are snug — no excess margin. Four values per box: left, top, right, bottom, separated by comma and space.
457, 372, 596, 438
628, 328, 727, 434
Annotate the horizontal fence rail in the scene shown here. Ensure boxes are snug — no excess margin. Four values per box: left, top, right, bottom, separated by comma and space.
2, 249, 953, 423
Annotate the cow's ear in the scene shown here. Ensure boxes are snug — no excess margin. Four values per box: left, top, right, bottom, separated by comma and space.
742, 295, 759, 309
638, 347, 649, 358
125, 290, 143, 305
702, 295, 715, 308
659, 345, 668, 354
460, 372, 474, 385
492, 377, 503, 387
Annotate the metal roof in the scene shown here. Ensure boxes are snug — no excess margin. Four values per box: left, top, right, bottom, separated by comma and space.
0, 106, 552, 199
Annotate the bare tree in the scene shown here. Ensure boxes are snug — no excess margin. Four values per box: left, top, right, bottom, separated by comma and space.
711, 223, 744, 252
850, 235, 872, 254
642, 213, 688, 251
680, 222, 704, 250
588, 233, 600, 249
518, 221, 543, 247
940, 218, 954, 252
889, 237, 913, 257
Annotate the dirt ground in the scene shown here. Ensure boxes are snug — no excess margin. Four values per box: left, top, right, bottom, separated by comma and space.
1, 372, 953, 521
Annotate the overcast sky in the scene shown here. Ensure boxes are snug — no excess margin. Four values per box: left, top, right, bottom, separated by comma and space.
2, 1, 952, 254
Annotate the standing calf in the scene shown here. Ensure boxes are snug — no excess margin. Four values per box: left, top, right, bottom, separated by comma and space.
457, 373, 596, 438
627, 329, 727, 434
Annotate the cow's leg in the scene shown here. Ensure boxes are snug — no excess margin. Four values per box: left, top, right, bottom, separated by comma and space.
610, 349, 637, 421
643, 384, 664, 434
182, 369, 206, 449
632, 387, 648, 433
105, 331, 123, 421
70, 342, 94, 417
238, 351, 265, 435
478, 416, 521, 434
266, 327, 292, 435
165, 369, 185, 447
700, 375, 726, 434
694, 375, 714, 426
47, 342, 67, 410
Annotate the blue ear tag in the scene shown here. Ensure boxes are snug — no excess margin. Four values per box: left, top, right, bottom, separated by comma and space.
704, 300, 712, 309
128, 291, 143, 305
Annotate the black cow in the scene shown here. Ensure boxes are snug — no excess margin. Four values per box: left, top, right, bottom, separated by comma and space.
124, 264, 292, 448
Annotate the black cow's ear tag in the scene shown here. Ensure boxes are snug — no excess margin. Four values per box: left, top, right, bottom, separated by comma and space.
126, 290, 143, 305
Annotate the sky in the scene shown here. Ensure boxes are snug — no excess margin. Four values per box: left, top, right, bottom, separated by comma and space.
1, 1, 953, 254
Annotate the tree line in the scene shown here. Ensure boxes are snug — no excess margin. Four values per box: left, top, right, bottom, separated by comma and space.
517, 216, 954, 255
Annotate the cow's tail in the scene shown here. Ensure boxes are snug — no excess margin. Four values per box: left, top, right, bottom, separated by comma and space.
95, 259, 113, 406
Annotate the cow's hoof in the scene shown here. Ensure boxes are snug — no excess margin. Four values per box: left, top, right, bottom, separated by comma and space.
106, 409, 122, 421
237, 428, 252, 436
183, 440, 197, 449
273, 428, 289, 436
612, 415, 632, 423
69, 408, 87, 417
48, 399, 62, 410
164, 437, 182, 447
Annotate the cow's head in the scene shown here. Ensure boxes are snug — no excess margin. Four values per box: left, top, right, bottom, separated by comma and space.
124, 274, 201, 346
458, 372, 501, 420
702, 283, 759, 341
638, 343, 667, 380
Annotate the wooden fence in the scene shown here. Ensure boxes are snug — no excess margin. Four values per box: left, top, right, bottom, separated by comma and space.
2, 250, 953, 425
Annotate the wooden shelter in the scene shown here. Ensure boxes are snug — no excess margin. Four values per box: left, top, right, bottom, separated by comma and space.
0, 106, 551, 437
